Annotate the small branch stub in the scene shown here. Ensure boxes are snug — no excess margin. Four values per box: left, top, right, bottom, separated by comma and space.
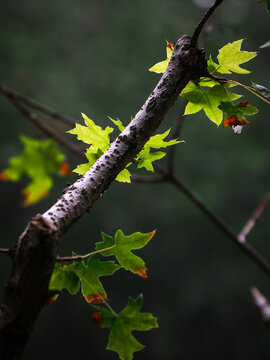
251, 287, 270, 326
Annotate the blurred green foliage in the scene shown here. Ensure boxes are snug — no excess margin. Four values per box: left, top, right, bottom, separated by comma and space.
0, 0, 270, 359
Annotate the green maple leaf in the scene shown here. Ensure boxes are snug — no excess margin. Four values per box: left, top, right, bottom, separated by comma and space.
181, 82, 242, 125
94, 294, 158, 360
108, 116, 125, 132
0, 136, 65, 205
96, 230, 156, 278
137, 149, 165, 172
216, 39, 257, 74
72, 254, 121, 304
219, 101, 258, 120
49, 262, 80, 295
69, 113, 131, 183
68, 113, 113, 152
148, 41, 174, 74
137, 129, 182, 171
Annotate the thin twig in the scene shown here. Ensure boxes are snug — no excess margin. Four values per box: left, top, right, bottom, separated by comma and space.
238, 193, 270, 243
152, 163, 270, 277
0, 82, 75, 127
5, 95, 85, 160
251, 287, 270, 325
55, 245, 116, 262
191, 0, 224, 47
0, 248, 11, 256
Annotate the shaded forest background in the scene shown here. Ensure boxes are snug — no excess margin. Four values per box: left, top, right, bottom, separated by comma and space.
0, 0, 270, 359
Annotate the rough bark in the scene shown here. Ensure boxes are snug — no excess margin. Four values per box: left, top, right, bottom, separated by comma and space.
43, 35, 207, 236
0, 34, 207, 359
0, 215, 57, 359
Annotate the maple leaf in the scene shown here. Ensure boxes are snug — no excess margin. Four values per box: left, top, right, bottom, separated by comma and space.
96, 230, 156, 278
49, 262, 81, 296
71, 254, 121, 304
108, 116, 125, 132
94, 294, 158, 360
68, 113, 113, 152
69, 114, 131, 183
219, 100, 258, 134
137, 129, 182, 171
0, 136, 66, 205
181, 82, 242, 125
148, 40, 174, 74
216, 39, 257, 74
219, 100, 258, 120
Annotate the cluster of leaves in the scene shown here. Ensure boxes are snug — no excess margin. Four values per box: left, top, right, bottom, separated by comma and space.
149, 39, 261, 134
68, 113, 182, 182
0, 136, 72, 205
49, 229, 158, 360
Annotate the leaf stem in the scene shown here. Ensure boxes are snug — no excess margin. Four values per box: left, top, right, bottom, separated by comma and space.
228, 80, 270, 105
55, 245, 116, 262
103, 300, 118, 317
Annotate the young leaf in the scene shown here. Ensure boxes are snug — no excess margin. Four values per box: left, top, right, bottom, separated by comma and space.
219, 100, 258, 134
68, 113, 113, 152
96, 230, 156, 278
71, 254, 121, 304
108, 116, 125, 132
137, 129, 183, 171
181, 82, 241, 125
115, 168, 132, 183
49, 262, 80, 296
148, 41, 174, 74
219, 101, 258, 120
0, 136, 66, 205
94, 294, 158, 360
137, 149, 166, 172
216, 39, 257, 74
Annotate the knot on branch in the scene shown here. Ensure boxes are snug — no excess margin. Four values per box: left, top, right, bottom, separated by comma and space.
171, 35, 208, 81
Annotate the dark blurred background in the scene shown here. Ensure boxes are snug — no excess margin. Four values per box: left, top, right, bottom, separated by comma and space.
0, 0, 270, 359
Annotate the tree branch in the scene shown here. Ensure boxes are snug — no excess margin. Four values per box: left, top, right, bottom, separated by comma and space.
153, 164, 270, 277
2, 94, 85, 160
191, 0, 224, 47
41, 35, 207, 236
0, 34, 208, 358
0, 248, 12, 257
0, 82, 75, 127
251, 287, 270, 326
238, 193, 270, 243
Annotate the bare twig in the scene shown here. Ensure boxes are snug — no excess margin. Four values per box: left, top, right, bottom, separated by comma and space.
251, 287, 270, 325
191, 0, 224, 47
151, 163, 270, 277
0, 82, 75, 127
238, 193, 270, 243
0, 248, 11, 257
55, 255, 85, 262
55, 245, 116, 262
4, 95, 85, 160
